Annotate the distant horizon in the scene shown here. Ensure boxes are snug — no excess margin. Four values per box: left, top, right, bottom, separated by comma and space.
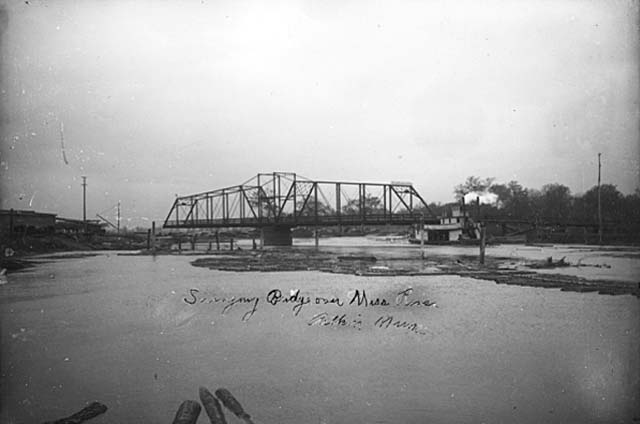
2, 1, 638, 226
1, 170, 634, 225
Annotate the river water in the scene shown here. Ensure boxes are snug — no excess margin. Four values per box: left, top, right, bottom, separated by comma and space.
1, 241, 639, 423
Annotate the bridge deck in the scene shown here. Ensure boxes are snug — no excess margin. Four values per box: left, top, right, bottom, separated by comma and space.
163, 213, 434, 228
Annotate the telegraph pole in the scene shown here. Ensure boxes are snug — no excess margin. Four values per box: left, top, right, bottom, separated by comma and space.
597, 153, 602, 244
420, 212, 425, 259
82, 176, 87, 234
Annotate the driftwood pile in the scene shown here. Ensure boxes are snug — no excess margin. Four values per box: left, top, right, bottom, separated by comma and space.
191, 250, 640, 297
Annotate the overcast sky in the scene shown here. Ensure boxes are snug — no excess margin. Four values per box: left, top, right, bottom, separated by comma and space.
1, 0, 638, 227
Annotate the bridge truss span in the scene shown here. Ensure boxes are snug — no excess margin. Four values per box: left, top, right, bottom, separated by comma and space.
163, 172, 436, 230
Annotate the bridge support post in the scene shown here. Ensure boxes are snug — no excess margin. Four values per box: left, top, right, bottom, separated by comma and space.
479, 225, 486, 265
314, 228, 319, 248
260, 226, 293, 246
151, 221, 156, 254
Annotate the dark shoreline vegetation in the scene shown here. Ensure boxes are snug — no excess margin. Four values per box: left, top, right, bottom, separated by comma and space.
452, 177, 640, 225
447, 177, 640, 244
188, 248, 640, 298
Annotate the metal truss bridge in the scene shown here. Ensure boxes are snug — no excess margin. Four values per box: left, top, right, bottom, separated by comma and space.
163, 172, 436, 245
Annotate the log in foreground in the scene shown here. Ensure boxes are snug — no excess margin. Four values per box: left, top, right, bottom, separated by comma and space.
172, 400, 201, 424
199, 387, 228, 424
43, 401, 107, 424
214, 388, 254, 424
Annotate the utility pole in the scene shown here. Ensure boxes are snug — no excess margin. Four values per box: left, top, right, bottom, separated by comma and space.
597, 153, 602, 244
82, 176, 87, 234
420, 212, 425, 259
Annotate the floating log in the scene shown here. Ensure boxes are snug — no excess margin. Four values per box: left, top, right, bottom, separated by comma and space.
214, 388, 254, 424
199, 387, 227, 424
526, 256, 570, 269
43, 401, 107, 424
337, 255, 376, 262
172, 400, 201, 424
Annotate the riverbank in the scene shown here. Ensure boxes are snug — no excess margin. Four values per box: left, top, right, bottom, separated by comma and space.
0, 233, 148, 272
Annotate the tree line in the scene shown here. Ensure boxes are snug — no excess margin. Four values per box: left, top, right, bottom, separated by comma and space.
442, 176, 640, 224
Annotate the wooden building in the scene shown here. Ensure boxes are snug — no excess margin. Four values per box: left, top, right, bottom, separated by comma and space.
0, 209, 57, 234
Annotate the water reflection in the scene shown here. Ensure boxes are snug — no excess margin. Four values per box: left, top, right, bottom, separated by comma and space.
1, 246, 638, 423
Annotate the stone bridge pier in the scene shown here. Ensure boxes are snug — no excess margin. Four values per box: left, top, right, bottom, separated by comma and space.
260, 225, 293, 246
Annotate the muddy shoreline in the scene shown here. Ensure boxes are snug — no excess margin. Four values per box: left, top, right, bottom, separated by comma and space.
189, 249, 640, 298
1, 233, 147, 273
